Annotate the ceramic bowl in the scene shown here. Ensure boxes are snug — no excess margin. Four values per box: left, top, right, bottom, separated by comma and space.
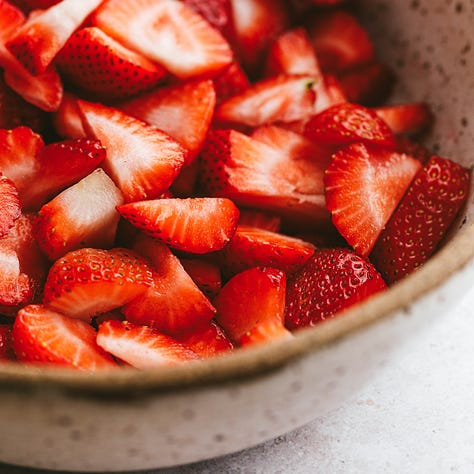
1, 0, 473, 471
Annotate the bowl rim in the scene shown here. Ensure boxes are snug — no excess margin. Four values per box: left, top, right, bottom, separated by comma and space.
0, 221, 473, 395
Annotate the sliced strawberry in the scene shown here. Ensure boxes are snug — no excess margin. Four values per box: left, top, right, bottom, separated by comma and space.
305, 8, 375, 73
325, 143, 422, 256
265, 27, 322, 78
177, 319, 233, 358
0, 324, 15, 360
57, 27, 167, 101
118, 197, 240, 254
0, 245, 31, 309
119, 79, 216, 164
338, 62, 395, 106
92, 0, 232, 79
230, 0, 290, 74
13, 305, 116, 369
220, 225, 315, 276
8, 1, 61, 14
52, 92, 87, 139
21, 137, 106, 210
199, 129, 329, 226
213, 60, 250, 105
304, 102, 396, 148
371, 157, 471, 283
78, 100, 186, 202
0, 174, 21, 238
6, 0, 104, 75
123, 234, 216, 336
0, 213, 49, 304
179, 258, 222, 300
214, 266, 291, 346
285, 248, 387, 329
34, 169, 124, 260
238, 209, 281, 232
96, 320, 200, 369
215, 75, 316, 129
0, 0, 25, 43
0, 75, 46, 131
43, 247, 153, 321
374, 103, 434, 136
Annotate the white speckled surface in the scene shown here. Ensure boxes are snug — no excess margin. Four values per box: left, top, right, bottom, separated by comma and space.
2, 261, 473, 473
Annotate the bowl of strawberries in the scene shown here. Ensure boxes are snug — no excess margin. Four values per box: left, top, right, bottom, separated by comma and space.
0, 0, 472, 471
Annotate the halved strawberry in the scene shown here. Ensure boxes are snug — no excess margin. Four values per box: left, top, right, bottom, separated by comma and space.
179, 258, 222, 300
230, 0, 290, 74
52, 92, 86, 139
265, 27, 321, 78
78, 100, 186, 202
57, 27, 167, 101
220, 225, 315, 276
199, 129, 329, 226
118, 197, 240, 254
238, 209, 281, 232
305, 8, 375, 73
123, 234, 216, 336
6, 0, 104, 75
304, 102, 396, 148
214, 266, 291, 346
0, 324, 15, 360
0, 174, 21, 238
43, 247, 153, 321
374, 103, 434, 136
96, 320, 200, 369
213, 60, 250, 105
177, 319, 234, 358
370, 156, 471, 283
215, 75, 316, 129
13, 305, 116, 369
34, 169, 124, 260
119, 79, 216, 164
285, 248, 387, 329
0, 245, 31, 310
324, 143, 422, 256
92, 0, 232, 79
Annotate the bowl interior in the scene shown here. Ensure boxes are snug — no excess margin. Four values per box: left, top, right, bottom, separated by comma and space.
0, 0, 473, 393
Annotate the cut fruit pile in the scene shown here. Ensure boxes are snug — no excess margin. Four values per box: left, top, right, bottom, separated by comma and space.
0, 0, 470, 370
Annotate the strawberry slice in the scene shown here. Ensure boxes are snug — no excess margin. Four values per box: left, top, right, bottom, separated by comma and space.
215, 75, 316, 129
304, 102, 396, 148
374, 103, 434, 136
220, 225, 315, 276
179, 258, 222, 300
52, 92, 86, 139
92, 0, 232, 79
0, 245, 31, 310
265, 27, 322, 78
285, 248, 387, 329
177, 319, 234, 358
213, 60, 250, 105
34, 169, 124, 260
78, 100, 186, 202
238, 209, 281, 232
325, 143, 422, 257
371, 156, 471, 283
96, 320, 200, 369
0, 174, 21, 239
199, 129, 329, 226
57, 27, 167, 101
0, 0, 25, 43
119, 79, 216, 164
306, 8, 375, 73
123, 234, 216, 336
6, 0, 104, 75
118, 197, 240, 254
214, 266, 291, 346
43, 247, 153, 321
12, 305, 116, 369
0, 324, 15, 360
230, 0, 290, 73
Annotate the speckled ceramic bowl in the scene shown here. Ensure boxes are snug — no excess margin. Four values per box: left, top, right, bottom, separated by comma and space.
1, 0, 473, 471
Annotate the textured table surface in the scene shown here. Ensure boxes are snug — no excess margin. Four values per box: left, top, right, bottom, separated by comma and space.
1, 266, 474, 474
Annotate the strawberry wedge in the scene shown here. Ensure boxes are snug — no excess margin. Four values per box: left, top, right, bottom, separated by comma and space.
6, 0, 104, 75
118, 197, 240, 254
13, 305, 116, 370
92, 0, 233, 79
78, 101, 186, 202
